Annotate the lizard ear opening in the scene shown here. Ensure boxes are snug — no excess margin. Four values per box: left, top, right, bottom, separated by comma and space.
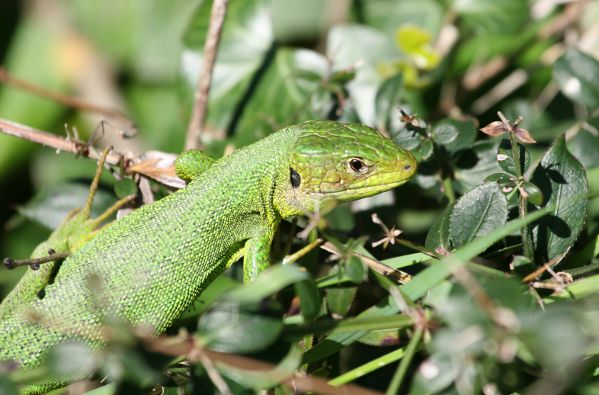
290, 168, 301, 188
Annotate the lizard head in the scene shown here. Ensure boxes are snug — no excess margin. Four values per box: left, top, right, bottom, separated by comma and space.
283, 120, 417, 215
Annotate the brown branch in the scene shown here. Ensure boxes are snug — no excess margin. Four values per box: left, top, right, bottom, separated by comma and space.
0, 67, 135, 129
146, 335, 385, 395
185, 0, 229, 150
4, 252, 69, 270
0, 118, 123, 166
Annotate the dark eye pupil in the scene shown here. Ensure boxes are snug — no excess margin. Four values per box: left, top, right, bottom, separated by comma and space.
290, 168, 301, 188
350, 159, 364, 172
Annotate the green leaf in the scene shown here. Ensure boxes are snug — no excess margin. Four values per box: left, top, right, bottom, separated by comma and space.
419, 138, 434, 160
449, 182, 508, 248
453, 0, 530, 34
303, 204, 558, 363
532, 135, 589, 262
224, 264, 309, 304
454, 140, 502, 193
497, 139, 530, 175
198, 302, 283, 353
360, 0, 443, 38
484, 172, 514, 185
431, 121, 458, 145
521, 306, 587, 370
553, 48, 599, 109
357, 328, 401, 347
113, 178, 137, 199
84, 383, 116, 395
326, 24, 397, 124
325, 286, 357, 317
412, 353, 457, 394
425, 202, 454, 252
345, 256, 366, 283
545, 274, 599, 302
375, 74, 403, 131
233, 48, 329, 145
391, 125, 423, 150
17, 183, 116, 230
294, 279, 321, 323
432, 119, 477, 154
523, 181, 543, 205
567, 126, 599, 169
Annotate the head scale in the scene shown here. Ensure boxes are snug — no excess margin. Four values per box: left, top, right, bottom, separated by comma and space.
283, 121, 417, 214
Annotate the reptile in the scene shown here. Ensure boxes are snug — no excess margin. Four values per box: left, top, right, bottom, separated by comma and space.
0, 120, 417, 393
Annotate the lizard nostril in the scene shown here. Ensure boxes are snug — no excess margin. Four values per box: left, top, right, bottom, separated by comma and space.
404, 164, 412, 170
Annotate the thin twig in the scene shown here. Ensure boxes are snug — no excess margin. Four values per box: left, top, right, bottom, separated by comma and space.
0, 118, 123, 166
191, 348, 233, 395
4, 252, 69, 269
185, 0, 229, 150
0, 67, 135, 129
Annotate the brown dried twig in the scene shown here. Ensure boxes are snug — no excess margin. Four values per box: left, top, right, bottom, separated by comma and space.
0, 118, 124, 166
185, 0, 229, 150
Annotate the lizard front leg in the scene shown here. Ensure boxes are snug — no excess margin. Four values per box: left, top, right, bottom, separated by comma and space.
242, 228, 275, 283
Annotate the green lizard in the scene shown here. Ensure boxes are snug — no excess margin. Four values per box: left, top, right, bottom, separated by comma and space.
0, 120, 416, 393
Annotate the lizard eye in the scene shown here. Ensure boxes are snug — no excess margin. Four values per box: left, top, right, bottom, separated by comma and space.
290, 168, 301, 188
348, 158, 368, 175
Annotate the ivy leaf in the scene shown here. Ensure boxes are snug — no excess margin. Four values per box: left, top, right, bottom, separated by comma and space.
532, 135, 588, 263
449, 182, 508, 248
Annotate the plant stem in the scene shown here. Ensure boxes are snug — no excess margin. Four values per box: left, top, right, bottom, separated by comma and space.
509, 132, 534, 259
385, 328, 423, 395
442, 177, 456, 202
185, 0, 229, 150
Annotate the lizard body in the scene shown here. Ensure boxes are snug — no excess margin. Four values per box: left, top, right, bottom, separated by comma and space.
0, 121, 416, 393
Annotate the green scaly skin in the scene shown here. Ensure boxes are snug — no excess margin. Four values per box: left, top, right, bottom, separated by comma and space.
0, 120, 416, 393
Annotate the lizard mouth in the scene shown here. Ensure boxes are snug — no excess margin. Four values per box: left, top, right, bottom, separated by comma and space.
315, 172, 413, 201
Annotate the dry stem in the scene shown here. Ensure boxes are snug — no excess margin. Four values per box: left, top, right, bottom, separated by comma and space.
185, 0, 229, 150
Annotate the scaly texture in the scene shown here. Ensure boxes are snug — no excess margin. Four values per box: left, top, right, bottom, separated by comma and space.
0, 121, 416, 393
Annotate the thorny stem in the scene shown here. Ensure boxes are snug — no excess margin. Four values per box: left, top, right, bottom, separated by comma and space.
185, 0, 229, 150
